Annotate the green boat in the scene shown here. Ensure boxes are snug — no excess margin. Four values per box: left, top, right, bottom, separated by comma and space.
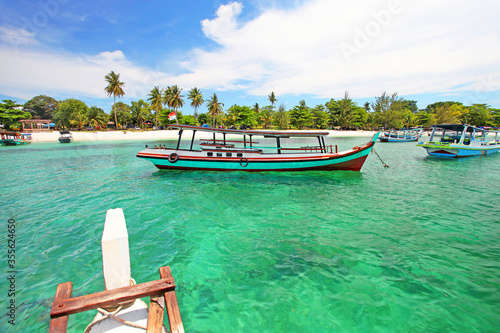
0, 131, 32, 146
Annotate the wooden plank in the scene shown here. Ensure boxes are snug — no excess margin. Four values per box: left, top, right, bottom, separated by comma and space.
49, 282, 73, 333
50, 277, 175, 318
146, 295, 165, 333
159, 266, 185, 333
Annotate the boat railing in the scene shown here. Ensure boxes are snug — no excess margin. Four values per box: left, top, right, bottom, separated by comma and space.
49, 266, 183, 333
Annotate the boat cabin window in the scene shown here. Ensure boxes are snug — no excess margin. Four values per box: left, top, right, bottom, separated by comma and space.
237, 153, 243, 157
226, 153, 232, 157
217, 153, 223, 157
207, 152, 213, 157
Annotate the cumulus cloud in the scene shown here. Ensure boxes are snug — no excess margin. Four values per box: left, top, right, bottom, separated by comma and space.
0, 0, 499, 106
179, 0, 500, 99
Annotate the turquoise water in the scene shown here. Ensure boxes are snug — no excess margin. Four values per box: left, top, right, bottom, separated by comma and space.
1, 136, 499, 332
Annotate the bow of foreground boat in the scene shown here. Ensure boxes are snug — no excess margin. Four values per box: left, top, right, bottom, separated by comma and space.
137, 126, 380, 172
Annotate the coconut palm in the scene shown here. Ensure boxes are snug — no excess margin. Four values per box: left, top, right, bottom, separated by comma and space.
104, 71, 125, 129
87, 106, 108, 129
188, 87, 204, 121
206, 93, 224, 128
148, 86, 163, 129
268, 92, 277, 111
164, 85, 184, 125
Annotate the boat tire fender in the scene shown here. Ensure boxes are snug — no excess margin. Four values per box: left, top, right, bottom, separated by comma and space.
240, 157, 249, 167
168, 153, 179, 163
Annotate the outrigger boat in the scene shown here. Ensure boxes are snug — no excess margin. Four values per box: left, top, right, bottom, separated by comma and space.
417, 124, 500, 157
58, 130, 73, 143
137, 125, 380, 171
379, 128, 423, 142
0, 131, 32, 146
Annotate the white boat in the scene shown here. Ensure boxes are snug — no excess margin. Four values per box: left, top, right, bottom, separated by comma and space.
417, 124, 500, 157
58, 131, 73, 143
379, 128, 423, 142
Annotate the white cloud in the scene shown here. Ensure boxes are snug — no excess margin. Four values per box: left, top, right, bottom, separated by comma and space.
177, 0, 500, 99
0, 48, 161, 102
0, 26, 39, 46
0, 0, 499, 107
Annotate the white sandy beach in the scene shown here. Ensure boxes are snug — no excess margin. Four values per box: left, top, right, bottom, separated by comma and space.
30, 129, 378, 142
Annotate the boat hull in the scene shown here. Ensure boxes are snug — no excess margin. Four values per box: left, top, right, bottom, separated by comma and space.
379, 137, 418, 142
137, 144, 375, 172
418, 144, 500, 157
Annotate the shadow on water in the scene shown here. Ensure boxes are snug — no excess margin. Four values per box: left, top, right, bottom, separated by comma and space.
150, 169, 366, 187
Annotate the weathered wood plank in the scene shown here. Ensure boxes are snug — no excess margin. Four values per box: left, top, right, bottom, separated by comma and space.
146, 295, 165, 333
49, 282, 73, 333
159, 266, 185, 333
50, 277, 175, 318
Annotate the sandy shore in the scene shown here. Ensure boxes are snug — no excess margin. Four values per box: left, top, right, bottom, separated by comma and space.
30, 129, 378, 142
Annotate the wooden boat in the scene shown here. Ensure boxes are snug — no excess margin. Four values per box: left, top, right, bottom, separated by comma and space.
379, 128, 423, 142
137, 125, 380, 172
58, 131, 73, 143
49, 209, 183, 333
417, 124, 500, 157
0, 131, 32, 146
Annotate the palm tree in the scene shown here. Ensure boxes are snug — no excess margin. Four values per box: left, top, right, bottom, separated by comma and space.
164, 85, 184, 125
268, 92, 277, 111
104, 71, 125, 129
206, 93, 224, 128
88, 106, 108, 130
188, 87, 204, 121
148, 86, 163, 129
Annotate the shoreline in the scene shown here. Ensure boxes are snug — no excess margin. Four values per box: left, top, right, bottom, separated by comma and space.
29, 129, 379, 142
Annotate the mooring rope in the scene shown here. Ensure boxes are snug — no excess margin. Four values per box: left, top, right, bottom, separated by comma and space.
371, 148, 389, 168
84, 278, 153, 333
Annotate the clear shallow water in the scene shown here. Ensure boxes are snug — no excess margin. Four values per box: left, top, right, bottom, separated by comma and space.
1, 137, 499, 332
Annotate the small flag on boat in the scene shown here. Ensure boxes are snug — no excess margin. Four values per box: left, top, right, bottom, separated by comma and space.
168, 111, 176, 120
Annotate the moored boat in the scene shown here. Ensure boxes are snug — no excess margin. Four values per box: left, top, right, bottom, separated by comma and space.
417, 124, 500, 157
58, 130, 73, 143
137, 125, 380, 172
379, 128, 423, 142
0, 131, 32, 146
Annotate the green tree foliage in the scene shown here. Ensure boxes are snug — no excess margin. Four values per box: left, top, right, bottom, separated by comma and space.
273, 103, 289, 130
206, 93, 224, 127
429, 104, 462, 124
371, 92, 405, 129
54, 98, 89, 129
88, 106, 108, 129
147, 86, 163, 128
111, 102, 131, 128
465, 104, 490, 126
187, 87, 204, 120
268, 92, 277, 111
130, 100, 151, 128
289, 100, 311, 129
0, 100, 31, 129
226, 105, 256, 128
164, 85, 184, 125
104, 71, 125, 129
23, 95, 58, 119
198, 113, 208, 126
310, 104, 329, 129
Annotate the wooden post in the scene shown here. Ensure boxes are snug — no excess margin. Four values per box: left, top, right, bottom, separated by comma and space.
159, 266, 184, 333
102, 208, 131, 290
49, 282, 73, 333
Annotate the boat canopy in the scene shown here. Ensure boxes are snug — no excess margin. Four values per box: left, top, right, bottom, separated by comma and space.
59, 131, 71, 135
431, 124, 475, 132
167, 124, 330, 138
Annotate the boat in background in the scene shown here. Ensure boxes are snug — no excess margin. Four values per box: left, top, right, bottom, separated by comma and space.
417, 124, 500, 157
379, 128, 423, 142
0, 131, 32, 146
58, 130, 73, 143
137, 125, 380, 172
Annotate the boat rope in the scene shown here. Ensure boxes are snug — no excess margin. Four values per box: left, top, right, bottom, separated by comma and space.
371, 148, 389, 168
83, 278, 167, 333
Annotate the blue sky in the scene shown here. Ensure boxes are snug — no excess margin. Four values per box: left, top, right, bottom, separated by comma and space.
1, 0, 499, 115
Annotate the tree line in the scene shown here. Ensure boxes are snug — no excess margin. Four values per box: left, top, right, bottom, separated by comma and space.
1, 71, 499, 131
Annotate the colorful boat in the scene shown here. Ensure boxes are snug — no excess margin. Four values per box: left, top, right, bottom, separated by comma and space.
417, 124, 500, 157
0, 131, 32, 146
137, 125, 380, 172
379, 128, 423, 142
58, 130, 73, 143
